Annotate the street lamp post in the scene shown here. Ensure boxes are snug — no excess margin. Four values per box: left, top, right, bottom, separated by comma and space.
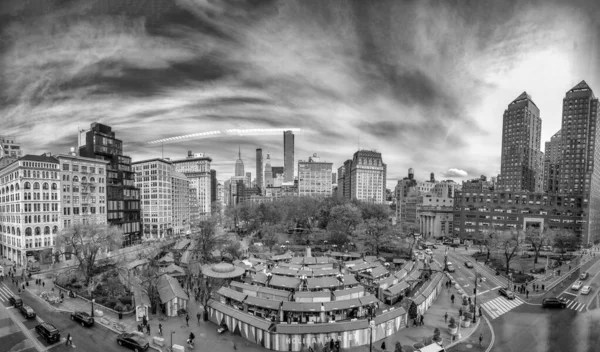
444, 246, 449, 272
368, 318, 375, 352
473, 272, 481, 324
171, 331, 174, 349
91, 298, 95, 318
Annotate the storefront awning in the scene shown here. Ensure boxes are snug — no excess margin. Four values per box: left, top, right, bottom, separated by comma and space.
358, 295, 381, 306
281, 302, 322, 312
245, 295, 282, 311
322, 298, 361, 312
384, 281, 410, 296
208, 300, 274, 331
307, 276, 340, 290
269, 275, 301, 290
217, 287, 247, 302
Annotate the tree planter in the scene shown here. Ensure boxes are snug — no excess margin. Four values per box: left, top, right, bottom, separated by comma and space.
448, 325, 458, 335
461, 319, 471, 328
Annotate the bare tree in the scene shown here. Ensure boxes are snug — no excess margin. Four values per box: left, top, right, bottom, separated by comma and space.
524, 226, 549, 265
494, 230, 521, 274
54, 223, 123, 285
547, 228, 579, 260
355, 219, 392, 256
260, 224, 280, 252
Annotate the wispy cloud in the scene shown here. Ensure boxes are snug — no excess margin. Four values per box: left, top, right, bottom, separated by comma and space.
1, 0, 600, 186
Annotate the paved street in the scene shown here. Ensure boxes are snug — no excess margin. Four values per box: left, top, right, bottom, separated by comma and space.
1, 279, 121, 352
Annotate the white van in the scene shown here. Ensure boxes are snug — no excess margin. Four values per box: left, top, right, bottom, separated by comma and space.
416, 343, 446, 352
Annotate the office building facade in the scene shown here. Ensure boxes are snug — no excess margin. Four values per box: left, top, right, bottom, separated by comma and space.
133, 159, 173, 240
500, 92, 543, 192
78, 123, 141, 246
211, 169, 218, 204
0, 136, 23, 159
543, 130, 562, 193
171, 171, 190, 236
172, 151, 212, 220
0, 154, 60, 266
297, 154, 333, 197
264, 153, 273, 188
58, 149, 109, 229
558, 81, 600, 244
347, 150, 386, 203
453, 190, 584, 239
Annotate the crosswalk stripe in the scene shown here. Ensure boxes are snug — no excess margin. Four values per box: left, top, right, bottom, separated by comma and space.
481, 296, 524, 320
0, 286, 12, 301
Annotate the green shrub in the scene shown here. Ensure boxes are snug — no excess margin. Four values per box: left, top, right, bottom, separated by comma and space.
119, 296, 133, 306
72, 283, 82, 289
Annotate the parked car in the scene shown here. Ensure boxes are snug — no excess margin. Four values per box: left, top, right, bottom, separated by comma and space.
542, 297, 567, 308
217, 324, 228, 334
581, 286, 592, 295
464, 261, 474, 268
572, 280, 583, 291
116, 332, 149, 351
499, 288, 516, 300
35, 323, 61, 343
8, 295, 23, 308
447, 264, 456, 273
580, 272, 589, 280
425, 249, 433, 255
19, 305, 36, 319
71, 311, 94, 327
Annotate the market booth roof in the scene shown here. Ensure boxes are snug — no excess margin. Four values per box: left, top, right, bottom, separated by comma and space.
202, 262, 246, 279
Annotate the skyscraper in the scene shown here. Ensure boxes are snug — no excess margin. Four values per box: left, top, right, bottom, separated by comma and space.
264, 152, 273, 188
256, 148, 263, 193
543, 130, 562, 192
78, 123, 141, 246
500, 92, 543, 192
558, 81, 600, 244
284, 131, 294, 182
234, 146, 244, 177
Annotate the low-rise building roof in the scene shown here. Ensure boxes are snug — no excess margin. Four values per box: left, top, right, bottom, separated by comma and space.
157, 274, 188, 303
268, 275, 301, 290
306, 276, 340, 290
281, 301, 322, 312
245, 295, 282, 311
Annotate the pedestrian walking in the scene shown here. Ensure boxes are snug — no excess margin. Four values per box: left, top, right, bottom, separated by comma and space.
381, 341, 386, 351
42, 281, 45, 287
420, 315, 424, 326
526, 290, 529, 299
479, 334, 483, 347
197, 311, 201, 323
444, 312, 448, 323
451, 294, 455, 304
142, 315, 147, 327
158, 324, 163, 336
459, 308, 463, 317
66, 333, 71, 346
146, 324, 151, 335
186, 314, 190, 327
514, 284, 516, 291
542, 284, 545, 291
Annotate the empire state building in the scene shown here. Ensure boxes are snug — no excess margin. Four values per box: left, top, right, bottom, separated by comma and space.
235, 146, 245, 177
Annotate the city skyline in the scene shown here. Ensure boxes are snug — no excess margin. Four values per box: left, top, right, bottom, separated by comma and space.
2, 0, 600, 189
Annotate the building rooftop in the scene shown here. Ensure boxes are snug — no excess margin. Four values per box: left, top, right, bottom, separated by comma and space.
20, 154, 59, 163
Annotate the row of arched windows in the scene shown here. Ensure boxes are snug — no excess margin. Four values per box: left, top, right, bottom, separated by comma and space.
2, 226, 58, 235
22, 182, 58, 190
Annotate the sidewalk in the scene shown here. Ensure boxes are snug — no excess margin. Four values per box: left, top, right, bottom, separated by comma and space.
344, 282, 481, 352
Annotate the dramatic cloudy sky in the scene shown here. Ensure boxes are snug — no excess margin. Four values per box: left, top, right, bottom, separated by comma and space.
2, 0, 600, 188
